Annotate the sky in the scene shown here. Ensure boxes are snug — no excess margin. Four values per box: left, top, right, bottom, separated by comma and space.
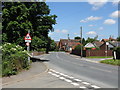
47, 1, 119, 41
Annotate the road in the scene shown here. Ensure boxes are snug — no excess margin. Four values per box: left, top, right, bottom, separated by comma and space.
43, 52, 118, 88
3, 52, 118, 88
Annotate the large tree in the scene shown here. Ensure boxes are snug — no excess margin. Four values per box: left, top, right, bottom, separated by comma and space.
2, 2, 57, 53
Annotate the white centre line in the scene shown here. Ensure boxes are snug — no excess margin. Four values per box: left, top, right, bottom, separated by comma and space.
59, 77, 66, 80
74, 79, 82, 82
64, 79, 72, 83
91, 85, 100, 88
82, 82, 90, 85
79, 86, 87, 88
71, 82, 79, 86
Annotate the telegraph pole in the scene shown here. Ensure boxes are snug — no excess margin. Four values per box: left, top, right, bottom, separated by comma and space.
27, 30, 30, 63
80, 27, 83, 58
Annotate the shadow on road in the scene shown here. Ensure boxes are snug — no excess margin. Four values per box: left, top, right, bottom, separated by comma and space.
30, 57, 49, 62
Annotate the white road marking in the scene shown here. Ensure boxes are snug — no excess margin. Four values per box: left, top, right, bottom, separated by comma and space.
59, 77, 66, 80
59, 73, 65, 76
49, 69, 101, 89
91, 85, 100, 88
64, 79, 72, 83
74, 79, 82, 82
67, 76, 74, 79
82, 82, 90, 85
48, 72, 52, 74
79, 86, 87, 88
71, 82, 79, 86
50, 69, 56, 72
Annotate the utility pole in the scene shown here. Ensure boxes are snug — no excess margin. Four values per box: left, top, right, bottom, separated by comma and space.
80, 26, 83, 58
67, 34, 70, 51
27, 30, 30, 63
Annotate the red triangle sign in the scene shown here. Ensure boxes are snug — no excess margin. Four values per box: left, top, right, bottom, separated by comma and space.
24, 33, 32, 40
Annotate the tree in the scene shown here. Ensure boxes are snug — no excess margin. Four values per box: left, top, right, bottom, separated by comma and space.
117, 36, 120, 41
2, 2, 57, 53
74, 36, 81, 39
2, 2, 32, 45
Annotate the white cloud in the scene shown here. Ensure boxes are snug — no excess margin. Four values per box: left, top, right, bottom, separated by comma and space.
88, 24, 95, 27
110, 10, 120, 18
99, 27, 104, 30
86, 31, 97, 35
49, 32, 54, 36
61, 29, 68, 34
80, 20, 87, 23
80, 16, 102, 23
87, 16, 102, 21
74, 33, 79, 35
104, 19, 116, 24
112, 0, 119, 5
55, 29, 61, 33
88, 0, 108, 10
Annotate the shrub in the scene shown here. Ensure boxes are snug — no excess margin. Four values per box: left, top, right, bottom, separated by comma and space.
2, 43, 30, 76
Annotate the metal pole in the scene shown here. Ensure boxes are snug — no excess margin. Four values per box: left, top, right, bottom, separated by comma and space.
106, 43, 107, 58
80, 27, 82, 58
27, 30, 30, 63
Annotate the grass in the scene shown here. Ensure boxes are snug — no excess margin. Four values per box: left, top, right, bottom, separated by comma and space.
87, 56, 113, 58
100, 59, 120, 66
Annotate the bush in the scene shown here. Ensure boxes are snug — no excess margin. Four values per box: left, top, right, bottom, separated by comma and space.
2, 43, 30, 76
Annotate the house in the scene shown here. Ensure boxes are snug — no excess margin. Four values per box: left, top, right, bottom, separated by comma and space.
101, 37, 117, 42
58, 39, 81, 51
110, 41, 120, 47
83, 41, 115, 57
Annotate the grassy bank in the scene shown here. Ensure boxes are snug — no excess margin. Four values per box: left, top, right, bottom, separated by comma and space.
100, 59, 120, 66
87, 56, 112, 58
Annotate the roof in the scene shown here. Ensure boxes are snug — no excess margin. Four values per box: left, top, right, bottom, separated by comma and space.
101, 39, 109, 42
110, 41, 120, 47
84, 43, 96, 48
59, 39, 81, 46
93, 41, 103, 47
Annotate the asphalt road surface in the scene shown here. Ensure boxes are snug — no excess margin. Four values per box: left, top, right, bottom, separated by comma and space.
3, 52, 119, 89
43, 52, 118, 88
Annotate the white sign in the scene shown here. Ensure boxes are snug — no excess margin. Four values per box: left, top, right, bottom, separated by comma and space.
25, 40, 31, 42
106, 42, 109, 45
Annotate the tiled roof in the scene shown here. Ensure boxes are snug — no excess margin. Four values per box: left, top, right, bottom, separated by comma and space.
93, 41, 104, 47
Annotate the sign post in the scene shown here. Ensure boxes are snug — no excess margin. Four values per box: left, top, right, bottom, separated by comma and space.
24, 30, 32, 63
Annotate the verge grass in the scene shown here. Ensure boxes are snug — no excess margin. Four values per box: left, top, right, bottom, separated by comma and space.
100, 59, 120, 66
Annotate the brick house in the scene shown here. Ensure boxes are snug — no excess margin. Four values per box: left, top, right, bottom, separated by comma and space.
58, 39, 81, 51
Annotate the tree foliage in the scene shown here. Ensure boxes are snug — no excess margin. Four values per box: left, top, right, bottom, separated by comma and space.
2, 2, 57, 52
117, 36, 120, 41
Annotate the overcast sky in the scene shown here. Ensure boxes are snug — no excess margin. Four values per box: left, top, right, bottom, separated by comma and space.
47, 1, 119, 41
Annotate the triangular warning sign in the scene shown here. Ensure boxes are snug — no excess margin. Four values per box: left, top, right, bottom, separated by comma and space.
24, 33, 32, 40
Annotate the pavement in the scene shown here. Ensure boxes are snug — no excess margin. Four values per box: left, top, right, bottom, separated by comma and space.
2, 61, 48, 86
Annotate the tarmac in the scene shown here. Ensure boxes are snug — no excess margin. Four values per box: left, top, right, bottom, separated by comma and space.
2, 61, 48, 86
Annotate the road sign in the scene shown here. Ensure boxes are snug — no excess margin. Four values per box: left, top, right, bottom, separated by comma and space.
26, 42, 29, 46
24, 33, 32, 40
25, 40, 31, 43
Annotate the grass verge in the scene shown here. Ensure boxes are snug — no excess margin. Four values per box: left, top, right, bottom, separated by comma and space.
100, 59, 120, 66
87, 56, 112, 58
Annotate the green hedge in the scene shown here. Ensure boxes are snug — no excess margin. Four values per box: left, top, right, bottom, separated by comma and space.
2, 43, 30, 76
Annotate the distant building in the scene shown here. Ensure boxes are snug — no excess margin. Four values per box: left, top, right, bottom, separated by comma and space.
58, 39, 82, 51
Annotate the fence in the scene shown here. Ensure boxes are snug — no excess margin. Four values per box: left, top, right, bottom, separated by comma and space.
71, 49, 113, 57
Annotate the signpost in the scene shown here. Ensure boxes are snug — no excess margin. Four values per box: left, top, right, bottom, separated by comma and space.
24, 31, 32, 63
